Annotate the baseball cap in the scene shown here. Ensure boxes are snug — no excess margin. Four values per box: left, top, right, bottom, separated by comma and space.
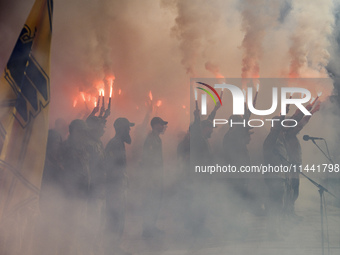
114, 117, 135, 129
151, 117, 168, 127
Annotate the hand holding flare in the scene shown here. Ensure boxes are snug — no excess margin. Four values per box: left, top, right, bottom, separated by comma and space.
252, 83, 260, 107
314, 91, 322, 106
99, 90, 105, 117
194, 88, 198, 110
309, 91, 322, 108
286, 92, 293, 114
90, 91, 100, 116
96, 91, 101, 109
102, 91, 105, 109
108, 83, 113, 111
247, 83, 260, 120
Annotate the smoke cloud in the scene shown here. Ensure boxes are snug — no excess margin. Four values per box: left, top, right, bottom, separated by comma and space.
287, 0, 334, 78
240, 0, 281, 78
1, 0, 340, 254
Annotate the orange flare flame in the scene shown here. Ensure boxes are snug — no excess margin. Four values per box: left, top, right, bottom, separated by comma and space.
80, 92, 85, 102
107, 75, 116, 84
110, 85, 113, 98
73, 99, 78, 108
97, 81, 105, 90
156, 100, 162, 107
118, 89, 122, 95
149, 91, 153, 101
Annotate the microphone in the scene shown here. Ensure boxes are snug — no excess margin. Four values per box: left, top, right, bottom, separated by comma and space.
303, 135, 323, 141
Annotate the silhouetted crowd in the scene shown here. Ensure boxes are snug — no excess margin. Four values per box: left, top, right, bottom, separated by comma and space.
37, 99, 325, 255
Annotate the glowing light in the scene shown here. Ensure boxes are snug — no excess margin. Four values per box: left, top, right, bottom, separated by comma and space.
73, 99, 78, 108
110, 85, 113, 98
97, 81, 105, 91
156, 100, 162, 107
80, 92, 85, 102
99, 89, 105, 97
256, 83, 260, 92
149, 91, 153, 101
94, 101, 97, 107
182, 105, 186, 109
107, 75, 115, 85
317, 91, 322, 97
118, 89, 122, 95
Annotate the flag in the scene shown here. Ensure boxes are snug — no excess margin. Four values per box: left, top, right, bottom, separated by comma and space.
0, 0, 53, 252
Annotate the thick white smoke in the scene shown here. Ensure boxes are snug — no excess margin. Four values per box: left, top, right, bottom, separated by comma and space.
240, 0, 282, 78
0, 1, 340, 254
287, 0, 334, 78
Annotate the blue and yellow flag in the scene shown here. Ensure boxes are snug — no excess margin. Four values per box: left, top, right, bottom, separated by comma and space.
0, 0, 53, 229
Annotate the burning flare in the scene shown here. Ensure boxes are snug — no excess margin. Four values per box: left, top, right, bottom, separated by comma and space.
80, 92, 86, 102
149, 91, 153, 101
99, 89, 105, 97
110, 85, 113, 98
118, 89, 121, 95
107, 75, 116, 85
156, 100, 162, 107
